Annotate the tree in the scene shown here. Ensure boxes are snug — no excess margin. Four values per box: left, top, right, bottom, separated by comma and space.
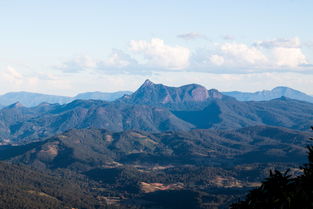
230, 127, 313, 209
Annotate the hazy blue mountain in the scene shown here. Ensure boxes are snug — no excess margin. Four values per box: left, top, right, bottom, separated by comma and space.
1, 81, 313, 143
0, 91, 132, 107
0, 96, 313, 143
1, 99, 194, 143
73, 91, 132, 101
0, 92, 71, 107
223, 86, 313, 103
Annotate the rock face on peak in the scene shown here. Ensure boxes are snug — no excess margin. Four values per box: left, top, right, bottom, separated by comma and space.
118, 80, 224, 109
223, 86, 313, 103
208, 89, 224, 99
5, 102, 24, 109
141, 79, 155, 87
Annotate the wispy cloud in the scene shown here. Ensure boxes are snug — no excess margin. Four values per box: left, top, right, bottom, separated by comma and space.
177, 32, 207, 40
254, 37, 301, 48
55, 55, 97, 73
55, 52, 141, 74
221, 35, 235, 41
0, 66, 71, 94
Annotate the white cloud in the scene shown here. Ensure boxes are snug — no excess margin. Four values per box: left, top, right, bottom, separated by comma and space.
55, 37, 311, 75
177, 32, 207, 40
105, 51, 131, 67
255, 37, 301, 48
129, 38, 190, 70
0, 66, 71, 95
56, 55, 97, 73
56, 51, 139, 74
253, 37, 309, 68
222, 35, 235, 40
3, 66, 23, 81
272, 47, 308, 68
209, 55, 224, 66
219, 43, 267, 65
103, 49, 136, 68
195, 38, 311, 71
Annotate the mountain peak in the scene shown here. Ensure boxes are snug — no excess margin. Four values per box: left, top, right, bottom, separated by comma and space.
6, 101, 24, 108
141, 79, 155, 87
272, 86, 291, 92
272, 86, 289, 90
119, 81, 224, 109
208, 89, 224, 99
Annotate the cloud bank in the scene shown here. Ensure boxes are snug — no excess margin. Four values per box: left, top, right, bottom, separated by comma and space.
56, 37, 312, 75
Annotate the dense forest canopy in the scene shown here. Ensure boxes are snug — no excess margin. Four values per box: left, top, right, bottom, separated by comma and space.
230, 127, 313, 209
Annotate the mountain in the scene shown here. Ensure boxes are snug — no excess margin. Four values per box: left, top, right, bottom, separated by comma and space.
223, 86, 313, 103
1, 99, 194, 143
0, 81, 313, 143
119, 79, 224, 110
0, 161, 104, 209
0, 91, 132, 107
74, 91, 132, 101
0, 92, 71, 107
0, 126, 309, 208
1, 96, 312, 144
173, 96, 313, 130
0, 81, 312, 208
1, 126, 309, 170
2, 84, 312, 108
0, 122, 309, 209
1, 81, 312, 208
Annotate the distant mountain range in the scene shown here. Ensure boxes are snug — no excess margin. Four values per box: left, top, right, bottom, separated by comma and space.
223, 86, 313, 103
0, 91, 132, 107
0, 81, 312, 108
0, 80, 313, 143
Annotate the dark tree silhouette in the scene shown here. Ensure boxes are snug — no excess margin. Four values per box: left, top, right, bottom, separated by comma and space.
230, 127, 313, 209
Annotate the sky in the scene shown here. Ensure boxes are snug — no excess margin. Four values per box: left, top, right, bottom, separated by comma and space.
0, 0, 313, 96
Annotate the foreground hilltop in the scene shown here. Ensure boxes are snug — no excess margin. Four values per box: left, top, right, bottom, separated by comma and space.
0, 125, 310, 209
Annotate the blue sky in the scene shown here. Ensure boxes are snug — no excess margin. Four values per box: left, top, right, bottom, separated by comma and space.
0, 0, 313, 95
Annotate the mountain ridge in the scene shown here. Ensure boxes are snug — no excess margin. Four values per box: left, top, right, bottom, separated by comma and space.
0, 80, 313, 144
1, 82, 313, 108
0, 91, 132, 107
1, 125, 309, 170
223, 86, 313, 103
